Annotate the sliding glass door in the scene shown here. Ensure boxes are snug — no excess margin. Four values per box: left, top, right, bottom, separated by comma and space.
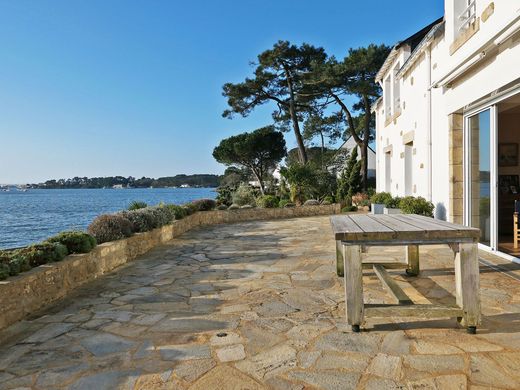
465, 107, 497, 249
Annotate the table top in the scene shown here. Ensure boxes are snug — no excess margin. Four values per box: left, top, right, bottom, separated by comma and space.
330, 214, 480, 244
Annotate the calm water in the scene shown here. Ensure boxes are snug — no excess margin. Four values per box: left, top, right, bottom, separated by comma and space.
0, 188, 216, 249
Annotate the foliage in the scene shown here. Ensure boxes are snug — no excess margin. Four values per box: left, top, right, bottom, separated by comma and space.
322, 195, 334, 205
217, 204, 228, 210
36, 174, 221, 189
279, 200, 295, 208
304, 43, 391, 189
228, 204, 240, 210
163, 204, 187, 220
336, 148, 362, 204
232, 184, 257, 206
213, 126, 287, 195
0, 263, 8, 280
281, 163, 336, 204
256, 195, 280, 208
386, 196, 402, 209
15, 242, 68, 267
119, 207, 166, 233
191, 198, 217, 212
182, 203, 198, 216
222, 40, 327, 164
342, 205, 358, 212
128, 201, 148, 211
46, 231, 96, 254
370, 192, 393, 205
304, 199, 320, 206
399, 196, 435, 217
216, 186, 234, 207
351, 192, 369, 207
88, 214, 133, 244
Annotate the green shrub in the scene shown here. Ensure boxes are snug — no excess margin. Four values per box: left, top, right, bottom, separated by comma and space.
1, 250, 31, 278
256, 195, 279, 208
128, 201, 148, 211
399, 196, 434, 217
164, 204, 187, 220
46, 231, 96, 254
88, 214, 133, 243
370, 192, 393, 205
191, 198, 216, 211
342, 205, 358, 212
0, 263, 9, 280
182, 203, 198, 215
279, 199, 295, 208
304, 199, 320, 206
149, 206, 175, 226
232, 184, 256, 206
386, 196, 402, 209
15, 242, 68, 267
323, 195, 334, 204
120, 209, 158, 232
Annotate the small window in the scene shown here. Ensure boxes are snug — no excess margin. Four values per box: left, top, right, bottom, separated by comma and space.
455, 0, 476, 36
384, 76, 392, 119
392, 63, 401, 115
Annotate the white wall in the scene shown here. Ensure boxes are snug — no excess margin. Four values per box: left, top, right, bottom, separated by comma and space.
375, 0, 520, 221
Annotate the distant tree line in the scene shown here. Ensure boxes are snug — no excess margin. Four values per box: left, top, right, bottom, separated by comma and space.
31, 174, 220, 189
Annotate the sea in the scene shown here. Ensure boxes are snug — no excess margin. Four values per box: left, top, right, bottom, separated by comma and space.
0, 187, 216, 249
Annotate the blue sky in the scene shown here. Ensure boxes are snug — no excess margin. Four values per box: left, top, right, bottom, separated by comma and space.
0, 0, 443, 183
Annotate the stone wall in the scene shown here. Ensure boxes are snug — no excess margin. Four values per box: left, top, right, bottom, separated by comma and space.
0, 204, 340, 330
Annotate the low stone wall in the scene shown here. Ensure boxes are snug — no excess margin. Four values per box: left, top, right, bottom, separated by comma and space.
0, 204, 340, 330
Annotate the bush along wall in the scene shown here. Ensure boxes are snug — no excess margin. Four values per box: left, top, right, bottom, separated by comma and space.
0, 197, 339, 282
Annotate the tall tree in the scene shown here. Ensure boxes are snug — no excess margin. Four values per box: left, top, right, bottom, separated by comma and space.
222, 41, 327, 164
305, 44, 390, 190
212, 126, 287, 195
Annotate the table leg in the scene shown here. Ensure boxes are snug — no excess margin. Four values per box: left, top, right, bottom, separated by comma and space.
336, 241, 344, 277
405, 245, 419, 276
454, 242, 481, 333
344, 244, 364, 332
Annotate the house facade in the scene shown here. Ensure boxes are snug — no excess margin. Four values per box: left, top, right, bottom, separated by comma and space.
374, 0, 520, 257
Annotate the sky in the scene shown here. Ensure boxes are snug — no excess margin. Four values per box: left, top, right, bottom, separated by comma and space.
0, 0, 444, 184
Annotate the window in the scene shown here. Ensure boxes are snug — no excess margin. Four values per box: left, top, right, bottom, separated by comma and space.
404, 143, 413, 195
393, 63, 401, 115
385, 151, 392, 192
384, 76, 392, 119
455, 0, 476, 35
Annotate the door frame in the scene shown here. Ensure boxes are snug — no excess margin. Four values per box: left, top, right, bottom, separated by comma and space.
463, 105, 498, 251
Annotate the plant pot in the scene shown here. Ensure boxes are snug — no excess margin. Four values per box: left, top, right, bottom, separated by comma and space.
384, 207, 402, 215
371, 203, 385, 214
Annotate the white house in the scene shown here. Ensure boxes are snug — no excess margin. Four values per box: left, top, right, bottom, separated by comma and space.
337, 136, 376, 178
374, 0, 520, 259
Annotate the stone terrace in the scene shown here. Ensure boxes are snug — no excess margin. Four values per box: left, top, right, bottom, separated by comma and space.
1, 215, 520, 389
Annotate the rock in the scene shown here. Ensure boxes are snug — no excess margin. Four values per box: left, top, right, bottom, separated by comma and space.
158, 344, 211, 361
80, 333, 137, 357
288, 370, 361, 390
413, 340, 464, 355
68, 370, 140, 390
470, 354, 520, 388
216, 344, 246, 362
314, 351, 370, 372
22, 323, 76, 343
403, 355, 465, 373
314, 331, 381, 354
235, 344, 297, 380
366, 353, 401, 380
35, 363, 89, 388
209, 331, 243, 346
189, 365, 264, 390
173, 358, 216, 382
297, 351, 321, 369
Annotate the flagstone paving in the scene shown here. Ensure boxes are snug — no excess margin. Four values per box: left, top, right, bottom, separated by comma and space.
1, 215, 520, 389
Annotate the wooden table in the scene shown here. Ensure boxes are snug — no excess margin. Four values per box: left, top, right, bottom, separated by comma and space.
330, 214, 481, 333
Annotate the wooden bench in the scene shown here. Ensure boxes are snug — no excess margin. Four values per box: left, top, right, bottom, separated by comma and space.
330, 214, 481, 333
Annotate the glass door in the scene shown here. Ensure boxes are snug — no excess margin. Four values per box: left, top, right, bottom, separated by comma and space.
465, 107, 497, 249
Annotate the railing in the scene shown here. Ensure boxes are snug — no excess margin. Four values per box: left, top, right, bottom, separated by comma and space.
459, 0, 477, 32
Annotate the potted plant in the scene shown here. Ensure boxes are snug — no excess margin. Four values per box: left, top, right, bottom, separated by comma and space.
370, 192, 393, 214
383, 196, 402, 214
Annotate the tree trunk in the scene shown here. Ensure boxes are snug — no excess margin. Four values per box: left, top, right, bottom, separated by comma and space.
283, 63, 308, 165
359, 142, 368, 191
